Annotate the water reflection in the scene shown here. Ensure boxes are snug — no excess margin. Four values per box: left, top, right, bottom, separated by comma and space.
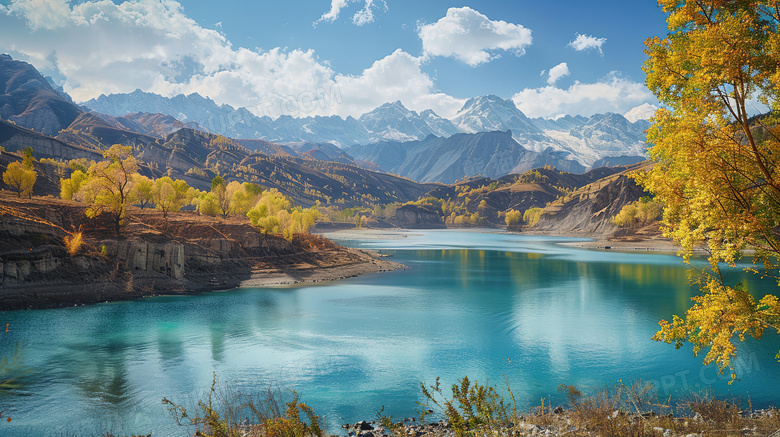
0, 230, 778, 436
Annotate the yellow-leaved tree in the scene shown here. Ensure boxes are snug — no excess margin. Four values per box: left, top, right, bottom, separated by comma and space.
247, 189, 319, 241
80, 145, 138, 234
60, 169, 89, 201
152, 176, 191, 218
640, 0, 780, 375
132, 174, 154, 209
3, 161, 36, 198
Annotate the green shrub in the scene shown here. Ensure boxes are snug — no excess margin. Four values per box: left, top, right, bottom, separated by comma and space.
419, 376, 515, 437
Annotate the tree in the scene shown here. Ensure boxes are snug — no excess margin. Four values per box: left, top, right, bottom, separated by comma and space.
247, 189, 292, 234
152, 176, 190, 218
3, 161, 36, 198
60, 169, 89, 200
611, 197, 663, 228
21, 147, 35, 170
640, 0, 780, 374
228, 182, 263, 216
82, 145, 139, 234
504, 210, 522, 227
210, 175, 231, 218
247, 189, 318, 241
132, 174, 154, 209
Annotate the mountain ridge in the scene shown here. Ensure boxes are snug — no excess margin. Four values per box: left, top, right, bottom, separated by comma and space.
82, 89, 650, 168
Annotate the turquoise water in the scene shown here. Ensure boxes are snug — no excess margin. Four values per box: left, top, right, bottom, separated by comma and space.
0, 230, 778, 436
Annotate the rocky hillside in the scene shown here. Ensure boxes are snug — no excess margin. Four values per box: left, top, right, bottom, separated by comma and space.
347, 130, 586, 184
0, 54, 83, 136
127, 128, 435, 207
0, 55, 435, 210
0, 119, 102, 161
0, 193, 398, 310
527, 162, 652, 238
402, 166, 628, 227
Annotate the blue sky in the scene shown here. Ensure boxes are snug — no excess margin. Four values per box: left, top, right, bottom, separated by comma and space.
0, 0, 667, 119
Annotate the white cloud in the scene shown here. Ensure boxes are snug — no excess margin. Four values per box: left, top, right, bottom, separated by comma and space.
418, 7, 532, 67
7, 0, 71, 30
546, 62, 569, 85
352, 0, 386, 26
314, 0, 385, 27
334, 49, 465, 118
0, 0, 462, 119
512, 73, 656, 119
315, 0, 349, 25
568, 33, 606, 54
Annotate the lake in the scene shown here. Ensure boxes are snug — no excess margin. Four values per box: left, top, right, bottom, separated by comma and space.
1, 230, 778, 436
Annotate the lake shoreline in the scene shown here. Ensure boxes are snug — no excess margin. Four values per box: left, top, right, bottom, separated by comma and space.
319, 227, 689, 254
0, 194, 407, 311
0, 246, 404, 311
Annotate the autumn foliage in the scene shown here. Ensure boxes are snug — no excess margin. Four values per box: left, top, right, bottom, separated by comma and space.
641, 0, 780, 372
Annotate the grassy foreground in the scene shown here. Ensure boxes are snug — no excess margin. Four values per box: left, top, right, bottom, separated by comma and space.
144, 376, 780, 437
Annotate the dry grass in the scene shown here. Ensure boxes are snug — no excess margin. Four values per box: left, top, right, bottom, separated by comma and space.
63, 230, 83, 255
162, 374, 323, 437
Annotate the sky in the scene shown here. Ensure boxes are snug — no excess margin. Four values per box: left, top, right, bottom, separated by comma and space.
0, 0, 668, 119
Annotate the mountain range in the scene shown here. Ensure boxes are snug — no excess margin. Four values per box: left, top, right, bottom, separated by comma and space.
346, 130, 586, 184
0, 53, 656, 236
1, 53, 653, 188
83, 90, 652, 169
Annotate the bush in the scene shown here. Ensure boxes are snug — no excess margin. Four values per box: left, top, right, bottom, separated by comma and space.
504, 210, 522, 227
63, 231, 83, 256
163, 374, 323, 437
523, 208, 543, 227
419, 376, 515, 437
612, 197, 663, 228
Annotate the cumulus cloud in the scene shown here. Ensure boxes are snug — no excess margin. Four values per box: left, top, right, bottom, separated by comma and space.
0, 0, 460, 119
334, 49, 464, 118
546, 62, 569, 85
7, 0, 72, 30
418, 6, 532, 66
512, 73, 655, 119
314, 0, 386, 27
568, 33, 606, 54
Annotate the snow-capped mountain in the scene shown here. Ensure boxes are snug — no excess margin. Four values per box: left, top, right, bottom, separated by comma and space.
624, 103, 658, 123
346, 130, 586, 184
82, 91, 651, 168
539, 112, 649, 166
358, 101, 458, 142
452, 95, 541, 135
450, 95, 648, 166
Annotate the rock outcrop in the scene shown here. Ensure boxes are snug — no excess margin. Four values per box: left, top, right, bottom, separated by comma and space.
391, 204, 445, 229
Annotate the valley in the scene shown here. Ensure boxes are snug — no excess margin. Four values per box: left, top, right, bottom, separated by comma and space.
3, 1, 780, 436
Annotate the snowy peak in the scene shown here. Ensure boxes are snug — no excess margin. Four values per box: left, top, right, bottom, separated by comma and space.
359, 100, 458, 142
80, 89, 651, 170
540, 112, 648, 166
624, 103, 658, 122
452, 94, 540, 136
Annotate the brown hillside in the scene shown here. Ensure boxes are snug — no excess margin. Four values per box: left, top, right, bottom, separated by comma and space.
0, 193, 399, 310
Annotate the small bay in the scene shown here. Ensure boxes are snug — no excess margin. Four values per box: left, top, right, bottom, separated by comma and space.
1, 230, 778, 436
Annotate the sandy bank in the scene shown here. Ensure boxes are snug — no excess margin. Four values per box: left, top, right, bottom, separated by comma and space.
239, 248, 405, 288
